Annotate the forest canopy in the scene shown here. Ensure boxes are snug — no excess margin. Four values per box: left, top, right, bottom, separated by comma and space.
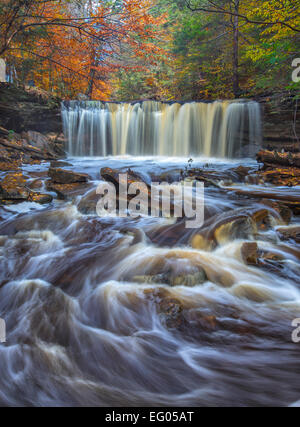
0, 0, 299, 100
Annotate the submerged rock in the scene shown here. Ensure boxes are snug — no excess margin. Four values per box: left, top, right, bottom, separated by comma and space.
260, 200, 292, 225
132, 268, 207, 287
169, 270, 207, 287
277, 226, 300, 244
191, 213, 254, 250
77, 188, 99, 214
132, 274, 170, 285
241, 242, 286, 274
48, 168, 90, 184
159, 297, 184, 329
191, 206, 284, 251
144, 288, 185, 329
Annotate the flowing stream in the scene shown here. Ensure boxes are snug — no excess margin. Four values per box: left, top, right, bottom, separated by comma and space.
0, 102, 300, 406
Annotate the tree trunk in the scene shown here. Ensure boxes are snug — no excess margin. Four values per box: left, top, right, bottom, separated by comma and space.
233, 0, 240, 98
86, 65, 96, 99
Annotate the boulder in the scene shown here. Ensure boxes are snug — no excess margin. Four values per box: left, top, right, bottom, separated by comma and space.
241, 242, 259, 266
132, 269, 207, 287
46, 180, 92, 200
50, 160, 72, 168
241, 242, 285, 274
0, 172, 53, 204
28, 179, 43, 190
191, 214, 255, 250
0, 172, 30, 200
257, 149, 300, 169
258, 167, 300, 187
169, 270, 207, 287
158, 296, 184, 329
77, 188, 99, 214
222, 185, 300, 215
132, 274, 170, 285
101, 167, 151, 189
48, 168, 90, 184
260, 200, 292, 225
22, 130, 65, 158
277, 226, 300, 244
28, 192, 53, 204
143, 288, 185, 328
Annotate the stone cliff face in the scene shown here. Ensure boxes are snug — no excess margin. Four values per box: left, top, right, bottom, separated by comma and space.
0, 84, 65, 167
0, 83, 62, 134
0, 83, 299, 157
257, 93, 300, 151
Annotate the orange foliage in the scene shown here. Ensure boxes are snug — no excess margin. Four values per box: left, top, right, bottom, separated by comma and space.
1, 0, 167, 99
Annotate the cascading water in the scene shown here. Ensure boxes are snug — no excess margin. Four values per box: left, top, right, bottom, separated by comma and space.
62, 100, 262, 158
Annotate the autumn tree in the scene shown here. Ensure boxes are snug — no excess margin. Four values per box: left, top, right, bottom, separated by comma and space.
0, 0, 167, 99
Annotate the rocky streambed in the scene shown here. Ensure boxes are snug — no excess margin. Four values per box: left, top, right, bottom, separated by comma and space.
0, 155, 300, 406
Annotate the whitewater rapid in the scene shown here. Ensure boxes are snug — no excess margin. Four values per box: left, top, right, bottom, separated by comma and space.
0, 157, 299, 407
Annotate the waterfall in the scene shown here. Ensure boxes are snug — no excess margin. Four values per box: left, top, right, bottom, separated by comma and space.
61, 100, 262, 158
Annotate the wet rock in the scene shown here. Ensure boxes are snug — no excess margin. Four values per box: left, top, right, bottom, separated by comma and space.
100, 167, 152, 215
77, 188, 99, 214
277, 226, 300, 244
132, 274, 170, 285
241, 242, 285, 273
0, 172, 53, 204
48, 168, 90, 184
169, 270, 207, 287
188, 311, 218, 331
100, 167, 121, 187
132, 269, 207, 287
245, 174, 261, 185
258, 167, 300, 187
191, 213, 255, 250
28, 179, 43, 190
150, 169, 182, 183
234, 165, 251, 180
251, 209, 273, 231
147, 220, 188, 247
241, 242, 259, 266
191, 206, 282, 250
21, 130, 65, 159
22, 131, 52, 151
158, 297, 184, 329
257, 149, 300, 169
221, 185, 300, 216
260, 200, 292, 225
101, 167, 151, 189
46, 180, 92, 200
0, 160, 20, 172
50, 160, 72, 168
28, 192, 53, 204
0, 172, 30, 200
0, 127, 60, 163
